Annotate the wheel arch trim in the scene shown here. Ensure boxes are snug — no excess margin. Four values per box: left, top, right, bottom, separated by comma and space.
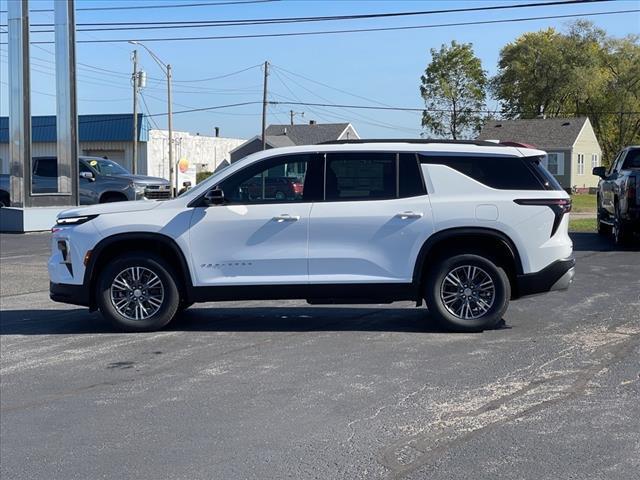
412, 227, 524, 284
84, 232, 194, 307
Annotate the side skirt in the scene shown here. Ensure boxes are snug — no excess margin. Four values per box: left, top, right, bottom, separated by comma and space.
188, 283, 420, 304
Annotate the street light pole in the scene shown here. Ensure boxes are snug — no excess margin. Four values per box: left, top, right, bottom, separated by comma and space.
167, 64, 175, 195
131, 49, 138, 175
128, 40, 174, 196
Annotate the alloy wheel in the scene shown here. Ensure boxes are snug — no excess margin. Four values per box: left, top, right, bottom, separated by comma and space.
440, 265, 495, 320
110, 266, 165, 321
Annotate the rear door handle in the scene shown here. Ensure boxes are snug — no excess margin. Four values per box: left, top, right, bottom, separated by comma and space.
397, 211, 423, 220
273, 214, 300, 222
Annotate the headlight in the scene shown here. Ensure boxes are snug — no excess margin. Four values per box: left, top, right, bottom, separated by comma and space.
133, 184, 146, 194
56, 215, 97, 226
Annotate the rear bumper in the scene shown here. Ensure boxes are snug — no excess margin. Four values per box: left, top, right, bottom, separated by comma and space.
50, 282, 90, 307
515, 258, 575, 298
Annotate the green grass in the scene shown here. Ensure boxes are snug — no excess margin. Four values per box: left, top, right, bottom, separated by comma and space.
570, 194, 597, 213
569, 218, 597, 232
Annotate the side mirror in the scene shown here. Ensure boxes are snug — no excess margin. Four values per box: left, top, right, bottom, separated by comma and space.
203, 188, 225, 206
80, 171, 95, 181
592, 166, 606, 178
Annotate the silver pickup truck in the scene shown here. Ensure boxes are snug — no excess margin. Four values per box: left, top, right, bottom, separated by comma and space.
0, 156, 170, 206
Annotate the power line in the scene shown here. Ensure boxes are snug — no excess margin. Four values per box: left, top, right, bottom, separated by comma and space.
269, 101, 640, 116
0, 0, 278, 14
4, 8, 635, 44
8, 0, 613, 32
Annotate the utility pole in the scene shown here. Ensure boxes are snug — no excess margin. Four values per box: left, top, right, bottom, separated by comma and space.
261, 60, 269, 150
290, 110, 304, 126
131, 49, 138, 174
167, 63, 174, 195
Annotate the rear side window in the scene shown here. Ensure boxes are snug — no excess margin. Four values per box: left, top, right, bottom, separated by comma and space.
399, 153, 427, 198
33, 158, 58, 177
325, 152, 396, 201
418, 154, 555, 190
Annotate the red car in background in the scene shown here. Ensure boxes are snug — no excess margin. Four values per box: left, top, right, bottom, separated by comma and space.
242, 176, 304, 201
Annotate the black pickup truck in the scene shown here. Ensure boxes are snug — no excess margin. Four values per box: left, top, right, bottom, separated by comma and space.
593, 146, 640, 244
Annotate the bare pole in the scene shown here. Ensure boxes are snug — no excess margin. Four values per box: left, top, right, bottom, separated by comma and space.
167, 64, 174, 195
131, 49, 138, 175
8, 0, 31, 208
261, 60, 269, 150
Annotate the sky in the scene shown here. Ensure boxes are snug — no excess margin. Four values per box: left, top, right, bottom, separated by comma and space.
0, 0, 639, 140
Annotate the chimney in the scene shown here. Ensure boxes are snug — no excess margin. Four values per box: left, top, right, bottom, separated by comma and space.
309, 120, 316, 125
214, 126, 220, 137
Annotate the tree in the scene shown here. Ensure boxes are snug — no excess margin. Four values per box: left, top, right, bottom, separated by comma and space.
492, 21, 640, 165
420, 41, 487, 139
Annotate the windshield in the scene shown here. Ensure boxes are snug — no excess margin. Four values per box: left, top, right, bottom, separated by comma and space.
87, 158, 130, 176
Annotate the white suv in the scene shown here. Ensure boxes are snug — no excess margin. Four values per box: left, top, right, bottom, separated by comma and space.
49, 140, 575, 332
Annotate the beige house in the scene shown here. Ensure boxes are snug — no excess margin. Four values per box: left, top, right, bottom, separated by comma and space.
478, 117, 602, 191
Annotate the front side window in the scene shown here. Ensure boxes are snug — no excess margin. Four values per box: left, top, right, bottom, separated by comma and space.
325, 152, 396, 201
622, 149, 640, 169
577, 154, 585, 175
219, 153, 322, 204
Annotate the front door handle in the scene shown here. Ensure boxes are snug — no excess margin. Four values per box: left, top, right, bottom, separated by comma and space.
273, 214, 300, 222
397, 211, 423, 220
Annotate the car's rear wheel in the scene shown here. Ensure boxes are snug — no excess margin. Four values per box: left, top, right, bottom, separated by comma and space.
612, 203, 631, 246
425, 253, 510, 332
96, 252, 180, 332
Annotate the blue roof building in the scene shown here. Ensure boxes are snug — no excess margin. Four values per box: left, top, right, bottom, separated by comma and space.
0, 114, 150, 174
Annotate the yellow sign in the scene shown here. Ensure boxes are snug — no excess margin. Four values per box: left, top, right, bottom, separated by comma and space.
178, 157, 189, 174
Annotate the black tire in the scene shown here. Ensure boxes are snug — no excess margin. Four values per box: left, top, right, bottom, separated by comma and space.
612, 203, 631, 246
424, 253, 511, 332
0, 193, 9, 207
96, 252, 180, 332
596, 197, 609, 235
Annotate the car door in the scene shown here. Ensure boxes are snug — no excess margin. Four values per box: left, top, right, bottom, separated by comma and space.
308, 151, 434, 284
602, 152, 624, 215
188, 153, 323, 286
78, 160, 99, 205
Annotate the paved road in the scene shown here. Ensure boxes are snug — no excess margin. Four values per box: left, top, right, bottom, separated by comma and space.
1, 232, 638, 480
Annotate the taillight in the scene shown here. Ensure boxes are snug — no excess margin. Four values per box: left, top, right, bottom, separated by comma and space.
514, 198, 572, 237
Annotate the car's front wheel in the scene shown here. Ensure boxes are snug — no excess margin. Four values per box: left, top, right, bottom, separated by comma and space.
425, 253, 510, 332
96, 252, 180, 332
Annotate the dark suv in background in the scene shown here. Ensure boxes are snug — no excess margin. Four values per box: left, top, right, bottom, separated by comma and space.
593, 146, 640, 244
0, 156, 170, 206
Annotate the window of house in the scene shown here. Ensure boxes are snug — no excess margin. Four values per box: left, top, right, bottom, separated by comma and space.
591, 154, 599, 170
325, 152, 397, 201
543, 152, 564, 176
577, 154, 585, 175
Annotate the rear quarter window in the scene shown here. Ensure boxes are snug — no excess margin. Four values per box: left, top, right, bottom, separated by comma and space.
418, 154, 557, 190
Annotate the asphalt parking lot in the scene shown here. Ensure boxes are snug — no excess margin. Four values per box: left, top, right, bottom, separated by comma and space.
1, 232, 638, 480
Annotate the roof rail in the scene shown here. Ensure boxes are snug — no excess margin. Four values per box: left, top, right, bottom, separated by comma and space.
320, 138, 508, 147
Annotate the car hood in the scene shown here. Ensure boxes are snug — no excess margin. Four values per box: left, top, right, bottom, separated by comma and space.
105, 174, 170, 185
59, 200, 162, 218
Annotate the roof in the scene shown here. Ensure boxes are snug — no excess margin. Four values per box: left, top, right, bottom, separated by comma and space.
265, 123, 351, 145
477, 117, 589, 150
0, 114, 149, 143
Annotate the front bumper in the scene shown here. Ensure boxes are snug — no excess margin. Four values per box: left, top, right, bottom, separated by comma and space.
515, 257, 576, 298
50, 282, 90, 307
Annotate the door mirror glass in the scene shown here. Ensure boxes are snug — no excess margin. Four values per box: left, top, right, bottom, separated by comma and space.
592, 166, 606, 178
204, 188, 225, 206
80, 171, 95, 181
